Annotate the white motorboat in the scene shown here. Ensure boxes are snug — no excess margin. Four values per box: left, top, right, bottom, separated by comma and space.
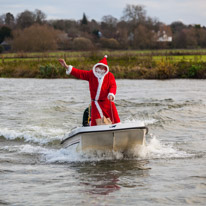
61, 122, 148, 153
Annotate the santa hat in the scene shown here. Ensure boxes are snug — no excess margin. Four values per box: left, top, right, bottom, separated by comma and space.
98, 55, 108, 66
93, 55, 109, 73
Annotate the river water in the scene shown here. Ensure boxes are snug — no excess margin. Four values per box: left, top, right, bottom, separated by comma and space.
0, 78, 205, 205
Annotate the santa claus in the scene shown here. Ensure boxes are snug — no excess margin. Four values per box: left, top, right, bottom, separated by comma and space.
59, 55, 120, 126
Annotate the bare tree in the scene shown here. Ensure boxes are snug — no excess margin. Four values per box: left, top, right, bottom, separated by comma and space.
16, 10, 36, 29
101, 15, 118, 38
5, 13, 15, 27
197, 28, 206, 47
116, 21, 130, 48
34, 9, 46, 24
0, 14, 5, 25
170, 21, 186, 34
49, 19, 79, 34
173, 28, 197, 48
102, 15, 118, 27
12, 24, 62, 51
121, 4, 146, 25
133, 24, 155, 49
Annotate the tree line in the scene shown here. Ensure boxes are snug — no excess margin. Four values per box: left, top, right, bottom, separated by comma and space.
1, 4, 206, 52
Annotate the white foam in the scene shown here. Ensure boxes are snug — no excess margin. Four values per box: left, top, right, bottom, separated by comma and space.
1, 123, 193, 162
19, 144, 49, 154
42, 139, 193, 163
143, 118, 158, 125
121, 119, 145, 128
135, 134, 194, 159
43, 146, 84, 163
43, 147, 126, 163
0, 127, 65, 145
122, 118, 157, 126
10, 143, 125, 163
4, 133, 194, 164
9, 144, 85, 163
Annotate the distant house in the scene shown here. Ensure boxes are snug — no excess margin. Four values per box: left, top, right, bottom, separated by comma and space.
157, 31, 172, 42
93, 30, 103, 38
128, 32, 134, 41
98, 31, 103, 38
0, 41, 11, 51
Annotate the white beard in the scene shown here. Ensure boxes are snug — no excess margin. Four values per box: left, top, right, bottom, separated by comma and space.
95, 67, 106, 78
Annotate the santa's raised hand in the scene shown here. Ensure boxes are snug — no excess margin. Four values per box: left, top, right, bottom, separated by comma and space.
58, 59, 68, 69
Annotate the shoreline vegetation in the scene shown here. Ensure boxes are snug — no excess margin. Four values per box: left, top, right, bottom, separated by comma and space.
1, 49, 206, 79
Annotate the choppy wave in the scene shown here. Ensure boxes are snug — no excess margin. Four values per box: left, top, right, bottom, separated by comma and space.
117, 98, 201, 109
0, 127, 64, 145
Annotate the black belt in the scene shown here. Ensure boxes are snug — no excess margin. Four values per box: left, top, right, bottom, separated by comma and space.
92, 99, 106, 102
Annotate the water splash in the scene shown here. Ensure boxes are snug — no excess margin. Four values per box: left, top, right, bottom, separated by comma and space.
0, 127, 64, 145
1, 120, 194, 163
135, 134, 194, 159
8, 134, 193, 164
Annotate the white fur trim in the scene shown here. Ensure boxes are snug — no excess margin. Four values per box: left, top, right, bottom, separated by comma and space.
66, 65, 73, 75
93, 63, 109, 78
108, 93, 115, 101
94, 75, 105, 118
95, 76, 105, 100
104, 55, 107, 58
94, 101, 103, 118
93, 63, 109, 117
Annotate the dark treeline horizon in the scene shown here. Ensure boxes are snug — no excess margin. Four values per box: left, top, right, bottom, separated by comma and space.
1, 4, 206, 52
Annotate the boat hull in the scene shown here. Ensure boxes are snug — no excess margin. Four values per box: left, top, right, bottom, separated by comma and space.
61, 123, 148, 153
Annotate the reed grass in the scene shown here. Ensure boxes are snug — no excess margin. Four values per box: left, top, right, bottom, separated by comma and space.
0, 50, 206, 79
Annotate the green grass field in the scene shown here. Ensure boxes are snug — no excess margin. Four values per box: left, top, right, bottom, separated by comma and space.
1, 49, 206, 63
152, 55, 206, 62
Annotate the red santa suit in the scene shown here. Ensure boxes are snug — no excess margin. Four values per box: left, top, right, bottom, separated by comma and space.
66, 55, 120, 126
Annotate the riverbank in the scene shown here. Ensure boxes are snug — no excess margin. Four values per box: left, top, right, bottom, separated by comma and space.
1, 50, 206, 79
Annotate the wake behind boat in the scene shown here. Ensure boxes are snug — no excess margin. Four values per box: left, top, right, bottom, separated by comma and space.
61, 122, 148, 153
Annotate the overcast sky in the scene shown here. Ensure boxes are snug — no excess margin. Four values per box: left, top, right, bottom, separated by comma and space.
1, 0, 206, 26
